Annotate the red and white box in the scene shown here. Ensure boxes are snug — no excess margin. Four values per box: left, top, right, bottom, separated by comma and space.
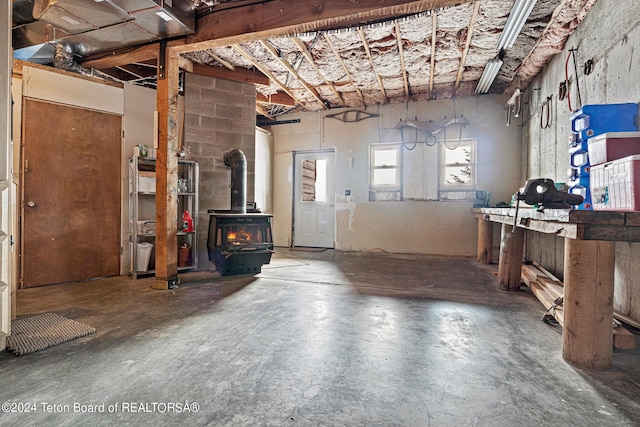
588, 131, 640, 166
591, 154, 640, 211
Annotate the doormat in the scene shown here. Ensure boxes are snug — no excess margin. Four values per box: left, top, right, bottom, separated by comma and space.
289, 247, 327, 252
6, 313, 96, 356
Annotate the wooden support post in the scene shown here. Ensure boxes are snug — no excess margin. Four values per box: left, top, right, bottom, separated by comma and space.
154, 45, 180, 290
498, 224, 524, 291
477, 218, 493, 264
563, 239, 615, 369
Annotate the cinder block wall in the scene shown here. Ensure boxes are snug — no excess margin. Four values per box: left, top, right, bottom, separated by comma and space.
184, 73, 256, 269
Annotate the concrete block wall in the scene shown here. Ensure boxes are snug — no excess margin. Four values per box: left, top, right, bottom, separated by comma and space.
183, 73, 256, 268
523, 0, 640, 320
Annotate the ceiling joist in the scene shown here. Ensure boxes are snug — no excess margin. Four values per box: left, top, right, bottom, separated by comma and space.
232, 43, 302, 105
257, 91, 296, 106
292, 36, 345, 107
394, 22, 410, 100
358, 28, 388, 104
175, 0, 476, 53
323, 33, 366, 106
191, 62, 269, 85
453, 1, 481, 93
259, 39, 328, 109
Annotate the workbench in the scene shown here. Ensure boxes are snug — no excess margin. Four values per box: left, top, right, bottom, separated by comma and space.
472, 207, 640, 370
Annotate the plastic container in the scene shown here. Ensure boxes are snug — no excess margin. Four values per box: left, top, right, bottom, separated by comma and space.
136, 242, 153, 271
591, 154, 640, 211
588, 131, 640, 166
570, 103, 638, 141
569, 176, 592, 210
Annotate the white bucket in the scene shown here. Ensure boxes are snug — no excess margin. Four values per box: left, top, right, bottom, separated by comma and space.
136, 242, 153, 271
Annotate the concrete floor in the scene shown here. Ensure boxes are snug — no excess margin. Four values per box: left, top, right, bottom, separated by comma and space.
0, 249, 639, 426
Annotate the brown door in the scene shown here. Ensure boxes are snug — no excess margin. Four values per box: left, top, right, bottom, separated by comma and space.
21, 99, 122, 287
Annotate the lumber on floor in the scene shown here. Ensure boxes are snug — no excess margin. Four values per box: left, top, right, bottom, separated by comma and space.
521, 263, 635, 350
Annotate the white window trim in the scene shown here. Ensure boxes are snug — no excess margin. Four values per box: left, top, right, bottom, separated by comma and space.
439, 138, 476, 192
369, 143, 402, 192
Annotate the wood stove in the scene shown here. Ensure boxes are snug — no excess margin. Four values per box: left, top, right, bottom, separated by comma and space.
206, 148, 273, 275
207, 211, 273, 275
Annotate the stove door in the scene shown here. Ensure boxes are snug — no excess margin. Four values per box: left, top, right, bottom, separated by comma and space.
293, 150, 335, 248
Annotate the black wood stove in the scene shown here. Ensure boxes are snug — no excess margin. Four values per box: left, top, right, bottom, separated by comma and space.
207, 149, 273, 275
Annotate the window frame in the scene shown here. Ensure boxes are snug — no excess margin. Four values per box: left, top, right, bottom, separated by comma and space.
439, 138, 476, 192
369, 143, 403, 201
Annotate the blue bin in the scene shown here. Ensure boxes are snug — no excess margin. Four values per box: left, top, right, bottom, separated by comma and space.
569, 176, 592, 210
571, 103, 638, 141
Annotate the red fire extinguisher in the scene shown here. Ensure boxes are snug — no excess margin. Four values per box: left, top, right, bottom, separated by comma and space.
182, 210, 194, 232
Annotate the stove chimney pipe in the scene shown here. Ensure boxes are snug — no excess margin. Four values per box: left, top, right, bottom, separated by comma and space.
224, 148, 247, 214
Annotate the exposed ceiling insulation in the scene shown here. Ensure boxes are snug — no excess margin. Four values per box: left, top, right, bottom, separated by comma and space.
12, 0, 599, 117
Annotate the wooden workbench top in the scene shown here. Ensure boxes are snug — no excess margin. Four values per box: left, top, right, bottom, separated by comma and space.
472, 208, 640, 241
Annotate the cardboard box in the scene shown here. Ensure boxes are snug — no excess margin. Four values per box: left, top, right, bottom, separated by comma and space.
591, 155, 640, 211
138, 171, 156, 193
588, 132, 640, 166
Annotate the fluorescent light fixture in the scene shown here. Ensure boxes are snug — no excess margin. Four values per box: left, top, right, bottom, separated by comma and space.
496, 0, 538, 50
475, 58, 503, 94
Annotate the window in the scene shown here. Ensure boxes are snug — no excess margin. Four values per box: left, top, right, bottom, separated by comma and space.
301, 159, 327, 202
369, 143, 402, 201
440, 139, 476, 192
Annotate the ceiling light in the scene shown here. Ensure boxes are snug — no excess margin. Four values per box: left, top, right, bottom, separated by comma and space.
475, 58, 504, 94
496, 0, 538, 50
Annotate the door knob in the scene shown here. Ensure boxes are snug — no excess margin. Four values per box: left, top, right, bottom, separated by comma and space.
27, 201, 36, 208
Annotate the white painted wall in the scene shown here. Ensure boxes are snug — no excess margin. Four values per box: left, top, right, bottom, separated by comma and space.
273, 95, 521, 256
523, 0, 640, 320
255, 127, 274, 214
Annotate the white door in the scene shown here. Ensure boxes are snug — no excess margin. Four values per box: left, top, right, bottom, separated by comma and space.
293, 150, 335, 248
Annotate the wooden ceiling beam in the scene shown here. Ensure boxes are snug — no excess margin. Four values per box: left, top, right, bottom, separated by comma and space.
191, 62, 269, 85
323, 33, 365, 105
453, 1, 480, 93
259, 39, 327, 109
175, 0, 475, 53
202, 50, 235, 71
394, 21, 410, 100
80, 43, 160, 69
256, 104, 274, 119
358, 28, 388, 104
232, 44, 302, 105
429, 13, 437, 98
292, 36, 345, 107
257, 91, 296, 106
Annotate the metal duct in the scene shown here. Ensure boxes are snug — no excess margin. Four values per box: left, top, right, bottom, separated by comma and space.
224, 149, 247, 214
14, 0, 195, 64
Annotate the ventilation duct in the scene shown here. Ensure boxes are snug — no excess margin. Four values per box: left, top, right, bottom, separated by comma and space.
14, 0, 195, 63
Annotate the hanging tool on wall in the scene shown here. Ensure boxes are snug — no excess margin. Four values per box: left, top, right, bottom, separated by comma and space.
539, 96, 552, 129
505, 88, 522, 126
562, 46, 583, 112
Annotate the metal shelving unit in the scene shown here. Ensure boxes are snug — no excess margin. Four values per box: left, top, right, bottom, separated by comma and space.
129, 156, 199, 278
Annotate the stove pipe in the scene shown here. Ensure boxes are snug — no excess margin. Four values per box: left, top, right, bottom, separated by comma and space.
224, 148, 247, 214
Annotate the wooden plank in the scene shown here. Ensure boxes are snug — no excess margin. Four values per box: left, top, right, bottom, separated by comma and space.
154, 46, 181, 290
358, 29, 388, 104
453, 2, 480, 92
612, 319, 636, 350
191, 63, 269, 86
614, 309, 640, 329
80, 43, 160, 69
583, 225, 640, 242
292, 36, 345, 105
563, 239, 615, 370
323, 33, 365, 105
394, 21, 410, 100
177, 0, 475, 53
477, 218, 493, 264
429, 12, 436, 98
259, 39, 327, 108
498, 224, 525, 291
256, 91, 296, 106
